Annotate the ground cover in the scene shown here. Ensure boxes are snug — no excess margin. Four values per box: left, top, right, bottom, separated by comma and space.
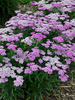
0, 0, 75, 100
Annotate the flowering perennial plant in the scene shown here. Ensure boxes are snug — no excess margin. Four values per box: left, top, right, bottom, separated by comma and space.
0, 0, 75, 99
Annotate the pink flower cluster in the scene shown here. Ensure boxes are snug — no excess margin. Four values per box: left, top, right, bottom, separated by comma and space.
0, 0, 75, 86
21, 37, 33, 46
0, 62, 24, 86
31, 32, 46, 42
6, 42, 17, 50
12, 48, 29, 64
53, 36, 64, 43
8, 33, 23, 41
14, 76, 24, 87
26, 47, 40, 61
0, 46, 6, 55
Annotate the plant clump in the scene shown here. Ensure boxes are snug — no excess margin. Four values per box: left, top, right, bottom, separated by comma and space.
0, 0, 75, 100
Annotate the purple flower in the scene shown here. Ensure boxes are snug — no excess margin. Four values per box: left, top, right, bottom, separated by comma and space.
59, 74, 69, 82
27, 62, 35, 66
14, 76, 24, 87
24, 67, 32, 74
47, 50, 52, 55
53, 36, 64, 43
19, 58, 24, 64
2, 57, 10, 63
30, 64, 39, 71
65, 59, 71, 64
38, 58, 43, 64
0, 47, 6, 55
7, 44, 17, 50
58, 69, 66, 76
17, 67, 23, 74
15, 9, 21, 14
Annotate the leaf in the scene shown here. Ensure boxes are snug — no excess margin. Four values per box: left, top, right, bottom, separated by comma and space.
34, 93, 37, 100
49, 84, 54, 91
46, 87, 51, 91
45, 91, 50, 96
29, 74, 33, 83
26, 96, 30, 100
54, 82, 59, 93
11, 89, 14, 97
0, 92, 3, 99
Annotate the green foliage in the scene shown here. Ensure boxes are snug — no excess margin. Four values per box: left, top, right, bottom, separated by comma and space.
0, 54, 4, 63
18, 0, 41, 4
0, 78, 25, 100
65, 11, 75, 20
0, 70, 61, 100
27, 70, 60, 100
0, 0, 18, 26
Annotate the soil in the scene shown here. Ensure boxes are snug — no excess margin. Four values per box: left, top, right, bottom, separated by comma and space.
0, 2, 75, 100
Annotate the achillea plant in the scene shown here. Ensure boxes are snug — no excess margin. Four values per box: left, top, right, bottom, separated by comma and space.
0, 0, 75, 100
